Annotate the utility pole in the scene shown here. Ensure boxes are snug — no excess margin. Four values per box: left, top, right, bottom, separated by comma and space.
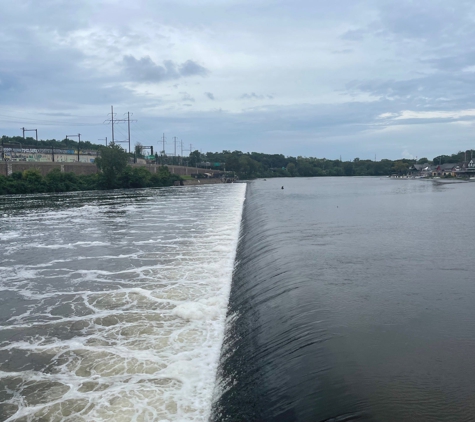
111, 106, 114, 143
98, 137, 108, 146
66, 134, 81, 162
121, 112, 135, 152
104, 106, 130, 147
124, 112, 136, 153
179, 139, 183, 166
128, 112, 131, 153
174, 137, 177, 156
162, 133, 166, 155
21, 128, 38, 141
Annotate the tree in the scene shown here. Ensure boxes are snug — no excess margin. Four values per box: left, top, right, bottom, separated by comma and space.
286, 162, 296, 176
95, 142, 129, 188
393, 161, 409, 174
135, 142, 144, 157
189, 150, 202, 167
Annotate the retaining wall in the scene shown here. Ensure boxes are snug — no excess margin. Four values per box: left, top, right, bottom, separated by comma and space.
0, 161, 218, 178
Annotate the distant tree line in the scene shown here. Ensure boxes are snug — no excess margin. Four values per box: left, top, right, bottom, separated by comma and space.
1, 135, 101, 151
187, 149, 475, 179
2, 135, 474, 182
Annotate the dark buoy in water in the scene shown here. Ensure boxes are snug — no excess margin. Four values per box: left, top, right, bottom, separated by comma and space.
281, 186, 284, 190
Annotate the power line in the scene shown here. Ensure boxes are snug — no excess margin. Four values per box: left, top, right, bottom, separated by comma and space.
103, 106, 135, 151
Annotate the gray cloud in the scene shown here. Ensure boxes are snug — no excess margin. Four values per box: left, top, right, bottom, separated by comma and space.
332, 49, 353, 54
422, 51, 475, 72
240, 93, 274, 100
3, 0, 475, 160
346, 71, 475, 111
180, 92, 195, 102
180, 60, 209, 77
340, 28, 367, 41
376, 0, 472, 41
0, 72, 21, 93
122, 55, 209, 83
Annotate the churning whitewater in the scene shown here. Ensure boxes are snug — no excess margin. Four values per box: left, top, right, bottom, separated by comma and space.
0, 184, 246, 421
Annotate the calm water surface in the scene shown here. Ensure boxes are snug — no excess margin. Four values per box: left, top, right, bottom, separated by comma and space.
213, 177, 475, 422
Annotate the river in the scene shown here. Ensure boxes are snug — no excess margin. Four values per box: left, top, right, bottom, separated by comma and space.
213, 177, 475, 422
1, 178, 475, 421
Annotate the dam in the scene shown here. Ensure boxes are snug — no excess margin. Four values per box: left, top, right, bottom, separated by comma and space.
1, 178, 475, 421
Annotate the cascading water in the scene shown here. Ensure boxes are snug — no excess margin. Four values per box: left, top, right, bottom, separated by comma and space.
0, 184, 245, 421
212, 177, 475, 422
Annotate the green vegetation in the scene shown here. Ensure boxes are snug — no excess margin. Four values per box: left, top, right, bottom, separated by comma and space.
2, 136, 474, 183
0, 166, 180, 195
193, 148, 475, 179
0, 143, 181, 195
95, 142, 130, 188
193, 151, 415, 178
1, 135, 101, 151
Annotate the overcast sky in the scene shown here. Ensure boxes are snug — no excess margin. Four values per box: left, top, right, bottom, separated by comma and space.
1, 0, 475, 160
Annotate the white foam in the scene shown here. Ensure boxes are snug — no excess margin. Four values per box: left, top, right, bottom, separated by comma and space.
0, 184, 246, 421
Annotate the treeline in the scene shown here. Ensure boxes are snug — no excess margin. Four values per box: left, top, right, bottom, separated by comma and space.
189, 150, 411, 178
0, 166, 179, 195
189, 149, 474, 179
0, 143, 181, 195
1, 135, 100, 151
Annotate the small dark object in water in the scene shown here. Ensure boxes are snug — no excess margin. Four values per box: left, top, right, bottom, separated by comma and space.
281, 186, 284, 190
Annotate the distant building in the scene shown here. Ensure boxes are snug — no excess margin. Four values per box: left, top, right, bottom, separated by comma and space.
408, 163, 433, 177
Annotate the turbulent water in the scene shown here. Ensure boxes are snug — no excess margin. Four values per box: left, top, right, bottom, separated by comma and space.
0, 184, 246, 421
214, 177, 475, 422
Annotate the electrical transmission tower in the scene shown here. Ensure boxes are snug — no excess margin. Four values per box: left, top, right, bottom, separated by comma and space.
103, 106, 135, 152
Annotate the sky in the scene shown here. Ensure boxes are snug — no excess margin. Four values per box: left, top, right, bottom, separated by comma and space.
1, 0, 475, 160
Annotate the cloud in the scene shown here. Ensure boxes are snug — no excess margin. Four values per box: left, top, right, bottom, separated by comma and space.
122, 55, 209, 83
180, 92, 195, 102
3, 0, 475, 160
180, 60, 209, 77
0, 72, 21, 93
340, 28, 367, 41
345, 69, 475, 112
376, 0, 473, 42
332, 49, 353, 54
240, 92, 274, 100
